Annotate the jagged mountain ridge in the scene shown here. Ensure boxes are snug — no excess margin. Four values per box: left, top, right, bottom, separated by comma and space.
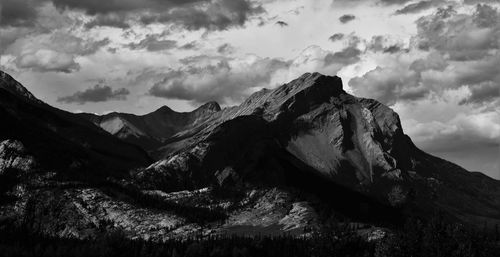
78, 102, 221, 153
0, 70, 499, 241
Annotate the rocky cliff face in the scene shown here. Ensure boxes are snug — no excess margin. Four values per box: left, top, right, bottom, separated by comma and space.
1, 70, 499, 241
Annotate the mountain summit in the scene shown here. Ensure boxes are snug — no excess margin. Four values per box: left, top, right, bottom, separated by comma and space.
1, 70, 499, 241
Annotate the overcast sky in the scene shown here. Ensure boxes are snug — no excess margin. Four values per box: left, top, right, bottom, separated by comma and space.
0, 0, 499, 179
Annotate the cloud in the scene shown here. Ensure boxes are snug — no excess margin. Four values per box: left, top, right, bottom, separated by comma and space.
324, 46, 362, 67
367, 35, 404, 54
4, 31, 110, 72
0, 0, 42, 27
406, 110, 500, 175
390, 85, 500, 177
383, 45, 403, 54
339, 14, 356, 24
329, 33, 344, 42
180, 41, 198, 50
54, 0, 265, 31
351, 5, 500, 106
414, 5, 499, 61
350, 52, 500, 106
57, 84, 130, 104
398, 101, 500, 156
324, 34, 362, 66
349, 66, 426, 105
460, 81, 500, 104
148, 55, 290, 104
379, 0, 413, 5
126, 34, 177, 52
15, 49, 80, 73
217, 43, 234, 54
276, 21, 289, 27
84, 13, 130, 29
395, 1, 435, 15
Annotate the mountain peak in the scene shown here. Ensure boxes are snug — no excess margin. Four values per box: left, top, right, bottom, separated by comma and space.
155, 105, 175, 113
234, 72, 344, 122
0, 70, 42, 104
195, 101, 221, 113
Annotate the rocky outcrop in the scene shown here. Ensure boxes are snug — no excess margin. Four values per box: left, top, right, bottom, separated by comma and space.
0, 139, 36, 175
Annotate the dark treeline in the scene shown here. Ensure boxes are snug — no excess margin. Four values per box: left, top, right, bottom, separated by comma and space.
0, 215, 499, 257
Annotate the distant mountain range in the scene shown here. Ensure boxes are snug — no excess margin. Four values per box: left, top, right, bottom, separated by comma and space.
1, 70, 499, 240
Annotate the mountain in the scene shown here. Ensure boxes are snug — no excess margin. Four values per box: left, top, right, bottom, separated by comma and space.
1, 70, 499, 241
78, 102, 221, 154
135, 73, 500, 224
0, 70, 151, 178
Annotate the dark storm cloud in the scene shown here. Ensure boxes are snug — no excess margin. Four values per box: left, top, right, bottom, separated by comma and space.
0, 0, 42, 27
55, 0, 265, 31
50, 0, 199, 15
148, 57, 290, 104
395, 1, 435, 15
126, 35, 177, 52
329, 33, 344, 42
339, 14, 355, 24
276, 21, 288, 27
57, 84, 130, 104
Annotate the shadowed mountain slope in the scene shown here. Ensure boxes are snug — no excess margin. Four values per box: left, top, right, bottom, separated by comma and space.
0, 71, 151, 178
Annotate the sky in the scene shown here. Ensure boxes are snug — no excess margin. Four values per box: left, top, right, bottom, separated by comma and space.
0, 0, 499, 179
